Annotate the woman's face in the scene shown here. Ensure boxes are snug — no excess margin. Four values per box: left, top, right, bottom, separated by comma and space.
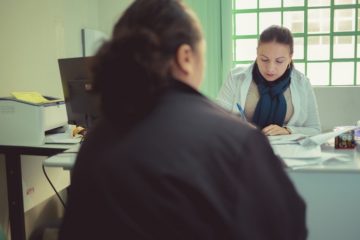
256, 41, 292, 81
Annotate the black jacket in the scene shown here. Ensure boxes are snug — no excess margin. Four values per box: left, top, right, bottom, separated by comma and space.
59, 81, 307, 240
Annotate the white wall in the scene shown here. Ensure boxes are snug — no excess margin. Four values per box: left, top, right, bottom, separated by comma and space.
314, 87, 360, 132
98, 0, 133, 36
0, 0, 101, 239
0, 0, 136, 237
0, 0, 99, 98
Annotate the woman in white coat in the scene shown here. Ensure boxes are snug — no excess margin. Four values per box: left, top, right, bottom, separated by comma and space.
217, 25, 321, 136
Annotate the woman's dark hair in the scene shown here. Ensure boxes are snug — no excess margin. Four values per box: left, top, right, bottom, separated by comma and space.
258, 25, 294, 68
91, 0, 201, 126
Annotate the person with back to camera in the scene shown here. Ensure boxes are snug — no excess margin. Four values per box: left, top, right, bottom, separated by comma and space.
217, 25, 321, 136
59, 1, 307, 239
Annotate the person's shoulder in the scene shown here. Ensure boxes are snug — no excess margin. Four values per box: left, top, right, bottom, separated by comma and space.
230, 64, 254, 77
206, 108, 269, 153
228, 64, 254, 82
75, 120, 120, 160
291, 68, 306, 79
291, 67, 311, 86
201, 99, 255, 137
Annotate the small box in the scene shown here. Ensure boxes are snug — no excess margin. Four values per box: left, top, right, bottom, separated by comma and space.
334, 128, 355, 149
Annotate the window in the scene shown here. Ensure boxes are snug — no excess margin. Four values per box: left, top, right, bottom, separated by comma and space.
233, 0, 360, 85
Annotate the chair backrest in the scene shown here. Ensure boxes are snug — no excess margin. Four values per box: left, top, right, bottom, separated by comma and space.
313, 86, 360, 132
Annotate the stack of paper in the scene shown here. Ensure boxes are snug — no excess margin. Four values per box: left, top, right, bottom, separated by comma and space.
268, 126, 358, 147
271, 144, 322, 159
283, 152, 351, 169
268, 127, 357, 169
45, 133, 82, 144
11, 92, 62, 104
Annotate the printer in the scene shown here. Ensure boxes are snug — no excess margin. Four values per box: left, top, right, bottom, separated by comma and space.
0, 97, 68, 146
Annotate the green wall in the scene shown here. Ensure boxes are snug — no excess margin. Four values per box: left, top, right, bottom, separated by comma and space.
184, 0, 232, 99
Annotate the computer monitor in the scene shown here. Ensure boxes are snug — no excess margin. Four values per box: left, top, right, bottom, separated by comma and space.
58, 57, 100, 128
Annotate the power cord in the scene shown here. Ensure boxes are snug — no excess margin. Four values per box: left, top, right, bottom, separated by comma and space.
41, 138, 82, 210
42, 164, 66, 209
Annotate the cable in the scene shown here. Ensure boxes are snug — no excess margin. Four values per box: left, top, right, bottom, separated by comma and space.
6, 216, 10, 240
42, 164, 66, 209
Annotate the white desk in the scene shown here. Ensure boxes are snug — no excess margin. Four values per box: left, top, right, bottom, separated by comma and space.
43, 143, 360, 240
0, 143, 77, 240
288, 144, 360, 240
43, 145, 79, 170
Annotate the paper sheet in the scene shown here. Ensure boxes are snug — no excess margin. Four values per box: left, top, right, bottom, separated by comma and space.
45, 133, 82, 144
269, 129, 357, 169
283, 152, 352, 169
268, 134, 307, 145
298, 126, 359, 147
269, 126, 358, 147
283, 159, 320, 168
272, 144, 322, 159
11, 92, 53, 104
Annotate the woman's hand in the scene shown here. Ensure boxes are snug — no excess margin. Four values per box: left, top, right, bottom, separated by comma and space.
262, 124, 291, 136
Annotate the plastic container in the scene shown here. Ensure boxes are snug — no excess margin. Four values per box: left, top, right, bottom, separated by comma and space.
355, 121, 360, 152
355, 120, 360, 141
334, 126, 356, 149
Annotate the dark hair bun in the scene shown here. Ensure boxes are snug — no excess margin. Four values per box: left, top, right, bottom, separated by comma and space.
91, 0, 200, 127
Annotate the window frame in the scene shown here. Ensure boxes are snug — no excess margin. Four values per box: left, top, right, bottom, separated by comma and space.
232, 0, 360, 86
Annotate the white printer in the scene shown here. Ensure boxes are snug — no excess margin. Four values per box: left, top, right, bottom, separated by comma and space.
0, 97, 68, 146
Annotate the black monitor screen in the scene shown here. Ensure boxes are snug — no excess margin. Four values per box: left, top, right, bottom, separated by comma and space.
58, 57, 100, 128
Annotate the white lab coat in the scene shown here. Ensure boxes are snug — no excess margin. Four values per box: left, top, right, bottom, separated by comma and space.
217, 63, 321, 136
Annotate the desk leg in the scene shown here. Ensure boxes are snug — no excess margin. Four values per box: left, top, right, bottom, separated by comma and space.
5, 151, 26, 240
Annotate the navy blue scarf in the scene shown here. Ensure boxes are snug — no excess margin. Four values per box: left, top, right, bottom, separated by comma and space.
252, 63, 292, 129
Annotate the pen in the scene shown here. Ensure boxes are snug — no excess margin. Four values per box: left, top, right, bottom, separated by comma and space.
236, 103, 247, 122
